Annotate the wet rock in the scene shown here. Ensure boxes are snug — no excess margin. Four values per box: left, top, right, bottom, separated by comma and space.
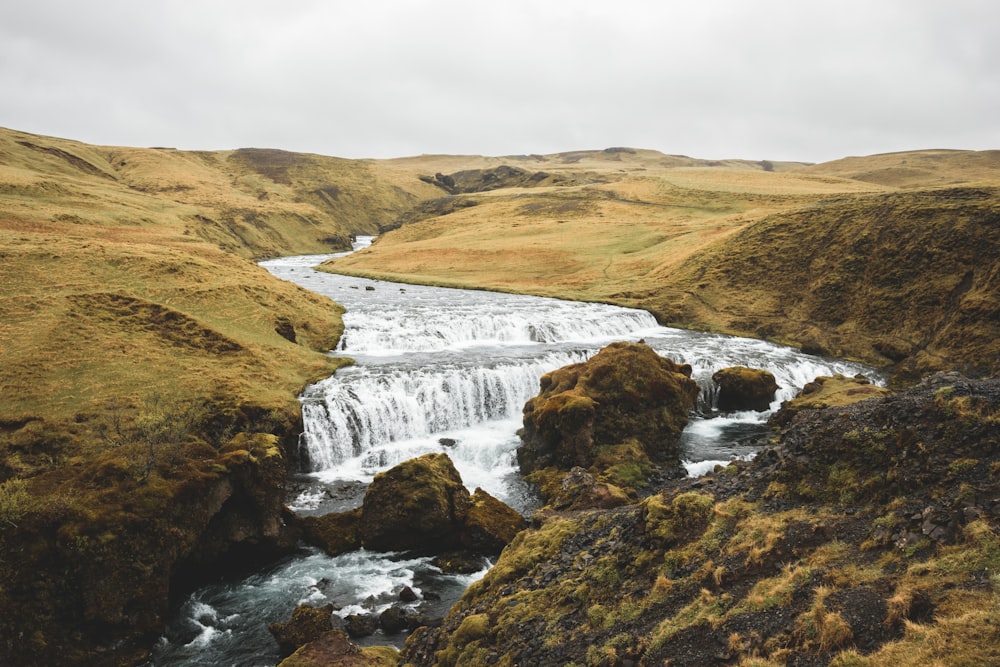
297, 508, 362, 556
712, 366, 778, 412
269, 603, 335, 656
344, 613, 378, 638
518, 341, 699, 474
379, 605, 421, 634
398, 586, 419, 602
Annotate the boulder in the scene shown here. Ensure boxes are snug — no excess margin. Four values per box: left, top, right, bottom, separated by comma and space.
269, 603, 335, 656
712, 366, 779, 412
298, 508, 362, 556
359, 453, 471, 552
460, 488, 528, 553
344, 613, 378, 638
277, 629, 397, 667
549, 467, 631, 511
518, 341, 699, 474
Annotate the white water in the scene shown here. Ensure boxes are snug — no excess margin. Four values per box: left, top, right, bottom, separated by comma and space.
152, 237, 883, 665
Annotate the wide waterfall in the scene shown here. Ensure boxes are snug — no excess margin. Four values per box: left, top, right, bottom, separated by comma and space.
151, 240, 883, 665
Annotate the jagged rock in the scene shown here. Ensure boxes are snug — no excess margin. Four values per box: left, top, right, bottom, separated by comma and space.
518, 341, 699, 474
269, 603, 335, 656
379, 605, 422, 634
712, 366, 779, 412
461, 488, 528, 553
399, 586, 419, 602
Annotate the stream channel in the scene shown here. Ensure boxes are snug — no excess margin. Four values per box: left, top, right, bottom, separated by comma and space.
152, 236, 882, 665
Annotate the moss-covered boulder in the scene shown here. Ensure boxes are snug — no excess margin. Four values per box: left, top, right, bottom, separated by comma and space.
518, 342, 699, 475
712, 366, 779, 412
356, 453, 523, 555
298, 508, 362, 556
360, 453, 471, 552
460, 488, 528, 553
548, 467, 632, 512
269, 603, 336, 656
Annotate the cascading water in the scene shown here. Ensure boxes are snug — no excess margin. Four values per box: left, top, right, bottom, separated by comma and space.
151, 237, 884, 665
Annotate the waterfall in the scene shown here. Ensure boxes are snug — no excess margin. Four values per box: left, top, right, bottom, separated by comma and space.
298, 351, 589, 471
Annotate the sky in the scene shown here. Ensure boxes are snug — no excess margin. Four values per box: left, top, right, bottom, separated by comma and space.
1, 0, 997, 164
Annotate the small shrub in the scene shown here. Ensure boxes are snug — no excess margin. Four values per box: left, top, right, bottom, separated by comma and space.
0, 478, 31, 527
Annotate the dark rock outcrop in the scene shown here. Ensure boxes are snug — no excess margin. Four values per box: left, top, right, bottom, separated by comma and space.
403, 373, 1000, 666
517, 341, 699, 475
712, 366, 778, 412
460, 488, 528, 553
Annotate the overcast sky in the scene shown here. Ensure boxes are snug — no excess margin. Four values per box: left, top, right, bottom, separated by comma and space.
1, 0, 997, 163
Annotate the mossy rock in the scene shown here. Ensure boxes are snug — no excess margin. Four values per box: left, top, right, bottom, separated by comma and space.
298, 508, 362, 556
269, 603, 335, 656
277, 629, 398, 667
460, 488, 527, 554
712, 366, 779, 412
518, 342, 699, 475
548, 467, 633, 511
360, 453, 471, 553
771, 374, 892, 426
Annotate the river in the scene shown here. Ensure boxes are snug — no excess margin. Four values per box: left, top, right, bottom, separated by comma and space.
151, 237, 882, 665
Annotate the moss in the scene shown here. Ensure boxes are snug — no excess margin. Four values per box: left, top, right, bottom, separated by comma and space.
642, 491, 715, 546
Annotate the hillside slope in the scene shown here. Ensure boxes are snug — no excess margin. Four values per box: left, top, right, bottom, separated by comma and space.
324, 149, 1000, 379
0, 128, 434, 665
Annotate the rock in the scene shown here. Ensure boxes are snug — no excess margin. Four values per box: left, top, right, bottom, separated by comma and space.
359, 453, 471, 552
298, 508, 362, 556
549, 467, 631, 511
432, 551, 490, 574
379, 605, 420, 634
274, 316, 297, 343
517, 342, 699, 475
344, 613, 378, 638
460, 488, 527, 553
277, 629, 397, 667
399, 585, 419, 602
770, 374, 892, 426
269, 604, 335, 656
712, 366, 779, 412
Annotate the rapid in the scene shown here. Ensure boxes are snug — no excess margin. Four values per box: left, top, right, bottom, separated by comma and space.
151, 237, 882, 665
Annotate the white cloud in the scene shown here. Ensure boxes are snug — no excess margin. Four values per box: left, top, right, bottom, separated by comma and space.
0, 0, 997, 162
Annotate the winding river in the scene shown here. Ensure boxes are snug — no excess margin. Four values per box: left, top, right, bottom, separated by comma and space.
151, 237, 882, 666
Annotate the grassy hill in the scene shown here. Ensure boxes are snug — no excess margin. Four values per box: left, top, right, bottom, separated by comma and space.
324, 148, 1000, 379
1, 126, 998, 664
0, 127, 436, 664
